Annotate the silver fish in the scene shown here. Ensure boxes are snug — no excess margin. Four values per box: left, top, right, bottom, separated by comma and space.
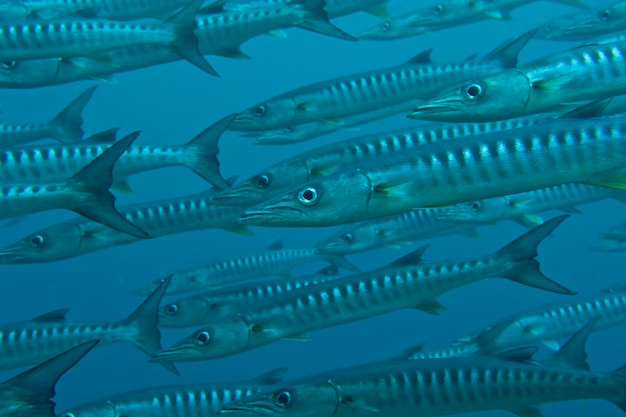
0, 131, 147, 238
57, 367, 286, 417
132, 239, 358, 296
224, 0, 390, 19
151, 216, 574, 362
0, 340, 97, 417
228, 30, 534, 131
238, 115, 626, 228
0, 85, 94, 148
591, 221, 626, 251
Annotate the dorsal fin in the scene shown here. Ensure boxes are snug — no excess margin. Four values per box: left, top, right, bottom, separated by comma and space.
483, 29, 536, 68
198, 0, 226, 14
82, 128, 119, 143
405, 49, 432, 65
31, 308, 70, 322
266, 239, 283, 251
387, 244, 429, 267
251, 367, 288, 385
541, 317, 598, 370
559, 98, 611, 119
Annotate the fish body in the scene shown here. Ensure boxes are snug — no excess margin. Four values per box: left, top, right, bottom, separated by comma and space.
410, 40, 626, 122
239, 115, 626, 228
151, 217, 574, 362
228, 30, 534, 131
591, 221, 626, 251
0, 86, 94, 148
224, 0, 390, 19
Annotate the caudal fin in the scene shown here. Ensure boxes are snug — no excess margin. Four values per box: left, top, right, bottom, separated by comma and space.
67, 132, 149, 238
483, 29, 535, 68
497, 215, 576, 295
167, 0, 219, 76
50, 86, 97, 144
1, 340, 98, 416
120, 275, 179, 375
183, 114, 236, 190
292, 0, 358, 41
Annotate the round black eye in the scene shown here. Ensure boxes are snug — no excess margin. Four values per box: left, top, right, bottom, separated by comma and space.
342, 233, 353, 243
470, 202, 481, 211
166, 304, 178, 315
255, 174, 271, 188
434, 4, 444, 14
273, 390, 294, 408
600, 9, 611, 19
297, 187, 319, 206
29, 234, 44, 247
194, 330, 211, 345
463, 83, 485, 100
0, 61, 17, 70
254, 105, 266, 116
381, 21, 391, 31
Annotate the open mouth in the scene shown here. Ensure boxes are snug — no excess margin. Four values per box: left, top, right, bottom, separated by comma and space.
238, 206, 302, 224
408, 103, 458, 118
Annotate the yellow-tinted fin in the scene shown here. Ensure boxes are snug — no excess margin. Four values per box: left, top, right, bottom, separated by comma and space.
414, 298, 447, 315
296, 101, 316, 112
512, 214, 544, 229
366, 5, 391, 20
485, 10, 513, 20
216, 47, 251, 60
530, 70, 580, 91
226, 224, 254, 235
584, 167, 626, 190
267, 29, 287, 38
511, 406, 544, 417
321, 118, 345, 126
111, 179, 135, 195
285, 333, 311, 341
542, 340, 561, 350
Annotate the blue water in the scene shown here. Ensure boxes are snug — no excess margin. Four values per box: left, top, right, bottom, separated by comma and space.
1, 0, 625, 415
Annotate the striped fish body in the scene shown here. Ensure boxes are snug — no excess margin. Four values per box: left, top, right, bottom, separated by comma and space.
404, 343, 481, 360
224, 0, 389, 19
0, 121, 72, 148
221, 358, 626, 417
16, 0, 189, 20
240, 115, 626, 227
0, 190, 250, 264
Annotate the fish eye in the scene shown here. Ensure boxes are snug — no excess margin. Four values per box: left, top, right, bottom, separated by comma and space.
600, 9, 612, 20
165, 304, 178, 315
342, 233, 353, 243
381, 21, 391, 31
194, 330, 211, 345
462, 82, 485, 101
0, 61, 17, 70
297, 187, 319, 206
433, 4, 444, 14
254, 105, 266, 116
273, 390, 295, 408
29, 234, 45, 247
470, 201, 481, 211
255, 173, 271, 188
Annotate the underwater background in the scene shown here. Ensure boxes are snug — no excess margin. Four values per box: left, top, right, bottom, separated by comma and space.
1, 0, 625, 415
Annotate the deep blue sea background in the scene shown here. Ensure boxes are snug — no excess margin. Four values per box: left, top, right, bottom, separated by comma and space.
1, 0, 625, 415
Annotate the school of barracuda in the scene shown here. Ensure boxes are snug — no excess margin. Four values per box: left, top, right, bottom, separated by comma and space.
1, 0, 626, 416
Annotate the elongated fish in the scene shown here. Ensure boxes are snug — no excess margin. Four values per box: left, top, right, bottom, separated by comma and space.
410, 40, 626, 122
0, 113, 234, 191
151, 216, 574, 362
0, 277, 173, 373
225, 0, 390, 19
360, 0, 589, 40
0, 85, 94, 148
58, 367, 286, 417
0, 340, 97, 417
158, 265, 340, 328
238, 115, 626, 228
228, 30, 534, 131
534, 1, 626, 41
132, 239, 358, 296
0, 187, 251, 264
0, 0, 353, 88
591, 221, 626, 251
0, 131, 147, 238
0, 0, 217, 76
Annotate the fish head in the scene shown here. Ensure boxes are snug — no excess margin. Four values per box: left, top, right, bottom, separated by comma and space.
220, 381, 340, 417
359, 19, 428, 40
436, 197, 507, 223
315, 222, 390, 254
590, 236, 626, 252
238, 172, 372, 227
151, 317, 252, 362
0, 222, 85, 264
552, 4, 626, 40
57, 404, 118, 417
158, 296, 222, 327
229, 97, 300, 132
211, 161, 311, 206
0, 58, 62, 88
243, 125, 313, 145
409, 71, 531, 122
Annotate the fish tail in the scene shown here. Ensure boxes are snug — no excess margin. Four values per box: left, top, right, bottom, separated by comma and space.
291, 0, 358, 41
166, 0, 219, 76
66, 131, 149, 239
1, 340, 98, 413
609, 364, 626, 412
183, 114, 236, 190
483, 29, 535, 68
496, 215, 576, 295
120, 276, 180, 375
50, 85, 97, 144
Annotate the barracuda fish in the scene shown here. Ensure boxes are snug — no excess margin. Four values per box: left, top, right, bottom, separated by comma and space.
238, 115, 626, 228
132, 239, 359, 296
228, 30, 534, 132
225, 0, 390, 19
315, 208, 476, 254
0, 187, 251, 264
437, 183, 626, 228
57, 367, 286, 417
0, 277, 174, 373
534, 0, 626, 41
591, 221, 626, 251
410, 40, 626, 122
214, 110, 558, 207
0, 0, 218, 76
0, 85, 94, 148
0, 0, 353, 88
150, 216, 574, 362
0, 340, 97, 417
0, 131, 147, 238
359, 0, 589, 41
158, 265, 340, 328
0, 113, 234, 191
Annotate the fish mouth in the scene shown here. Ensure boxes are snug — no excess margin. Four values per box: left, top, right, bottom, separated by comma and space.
220, 403, 280, 417
149, 345, 197, 363
238, 205, 305, 226
0, 246, 36, 264
228, 113, 262, 132
408, 102, 462, 119
211, 188, 262, 205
